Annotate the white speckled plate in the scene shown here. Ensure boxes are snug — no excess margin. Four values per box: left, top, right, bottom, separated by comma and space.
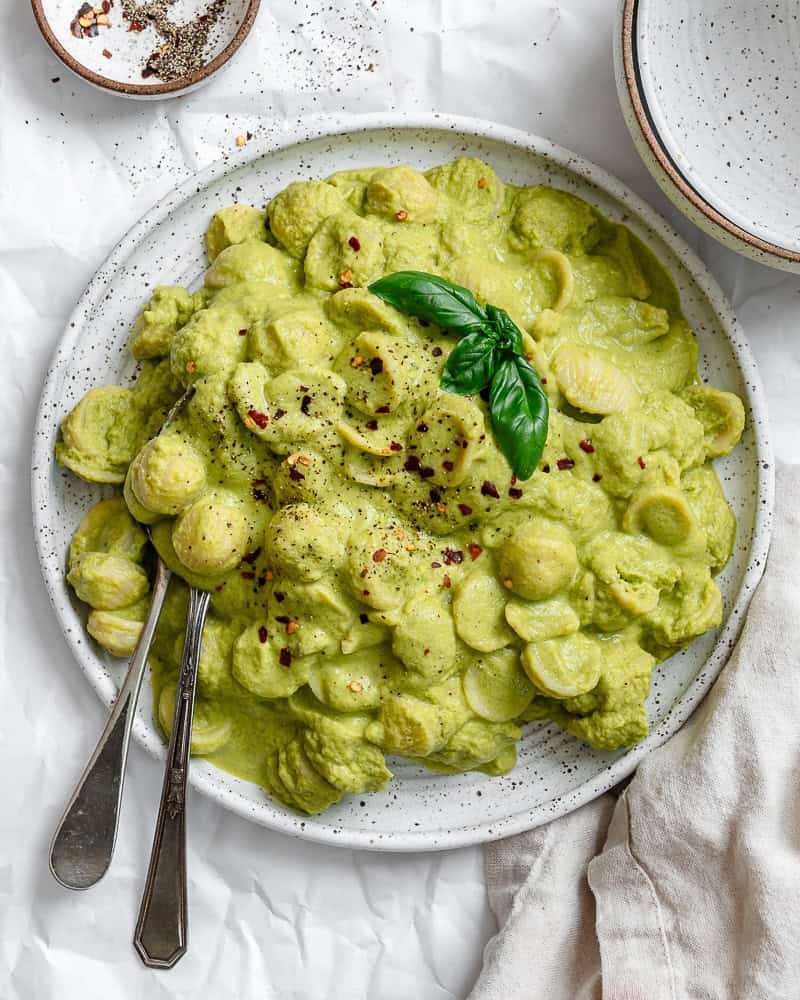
32, 114, 774, 851
615, 0, 800, 271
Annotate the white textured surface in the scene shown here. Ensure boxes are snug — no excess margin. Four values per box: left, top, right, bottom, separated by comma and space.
3, 0, 799, 997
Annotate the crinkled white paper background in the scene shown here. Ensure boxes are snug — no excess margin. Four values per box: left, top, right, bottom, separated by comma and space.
2, 1, 798, 997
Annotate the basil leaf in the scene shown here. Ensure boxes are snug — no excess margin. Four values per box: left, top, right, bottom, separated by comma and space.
369, 271, 488, 332
486, 305, 523, 355
440, 330, 499, 395
368, 269, 550, 480
489, 352, 549, 480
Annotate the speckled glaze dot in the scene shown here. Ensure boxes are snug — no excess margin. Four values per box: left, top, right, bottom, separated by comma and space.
616, 0, 800, 271
30, 115, 774, 853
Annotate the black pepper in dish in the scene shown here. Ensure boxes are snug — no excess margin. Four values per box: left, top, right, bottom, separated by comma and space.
123, 0, 228, 82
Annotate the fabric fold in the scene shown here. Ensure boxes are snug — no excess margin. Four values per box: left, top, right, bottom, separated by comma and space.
471, 465, 798, 1000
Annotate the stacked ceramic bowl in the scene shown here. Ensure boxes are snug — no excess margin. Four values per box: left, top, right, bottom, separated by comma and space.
615, 0, 800, 272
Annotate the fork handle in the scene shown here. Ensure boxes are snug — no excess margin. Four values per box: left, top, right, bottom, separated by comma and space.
49, 557, 171, 890
134, 586, 210, 969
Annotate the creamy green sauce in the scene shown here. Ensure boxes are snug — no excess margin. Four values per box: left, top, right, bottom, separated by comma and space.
58, 159, 745, 814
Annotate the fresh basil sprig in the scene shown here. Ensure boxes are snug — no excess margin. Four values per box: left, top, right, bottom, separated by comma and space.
368, 270, 548, 480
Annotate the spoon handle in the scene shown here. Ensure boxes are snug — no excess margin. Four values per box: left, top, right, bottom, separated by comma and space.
49, 557, 172, 891
134, 586, 211, 969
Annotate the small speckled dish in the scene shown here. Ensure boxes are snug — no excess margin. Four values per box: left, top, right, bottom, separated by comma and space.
615, 0, 800, 272
31, 0, 259, 99
32, 114, 773, 851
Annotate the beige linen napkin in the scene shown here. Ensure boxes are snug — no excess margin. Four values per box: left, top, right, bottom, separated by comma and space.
469, 464, 798, 1000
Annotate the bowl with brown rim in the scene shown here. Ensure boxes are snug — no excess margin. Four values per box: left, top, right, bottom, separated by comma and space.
614, 0, 800, 273
31, 0, 260, 99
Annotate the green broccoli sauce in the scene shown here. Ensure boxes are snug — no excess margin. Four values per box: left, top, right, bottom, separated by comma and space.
58, 159, 745, 815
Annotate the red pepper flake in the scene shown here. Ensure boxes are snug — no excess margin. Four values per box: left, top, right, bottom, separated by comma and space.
369, 357, 383, 376
247, 408, 268, 429
279, 648, 292, 668
432, 346, 443, 357
102, 47, 112, 58
468, 543, 483, 561
442, 460, 454, 472
593, 473, 603, 482
348, 236, 361, 252
509, 487, 523, 499
128, 19, 145, 30
241, 570, 255, 580
442, 574, 452, 589
404, 455, 421, 472
376, 404, 390, 414
258, 626, 268, 644
389, 441, 403, 452
286, 620, 298, 635
557, 458, 575, 471
477, 176, 488, 189
423, 648, 430, 656
458, 503, 473, 516
360, 566, 369, 578
372, 548, 387, 563
395, 209, 409, 221
579, 439, 595, 454
365, 419, 379, 431
442, 548, 464, 565
481, 480, 500, 498
637, 456, 647, 469
416, 422, 429, 433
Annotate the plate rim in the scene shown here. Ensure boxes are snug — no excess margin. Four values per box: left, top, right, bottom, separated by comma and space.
32, 112, 775, 851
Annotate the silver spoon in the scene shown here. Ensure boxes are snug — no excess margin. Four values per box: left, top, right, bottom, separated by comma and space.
49, 388, 193, 890
133, 583, 211, 968
49, 554, 172, 890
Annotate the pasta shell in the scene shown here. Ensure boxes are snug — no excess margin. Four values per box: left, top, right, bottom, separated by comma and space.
553, 344, 637, 414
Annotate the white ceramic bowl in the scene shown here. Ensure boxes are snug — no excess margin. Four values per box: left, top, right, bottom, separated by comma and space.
31, 0, 258, 99
615, 0, 800, 272
32, 114, 773, 851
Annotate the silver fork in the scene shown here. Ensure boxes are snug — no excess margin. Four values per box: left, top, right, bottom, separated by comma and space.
49, 553, 172, 890
49, 388, 193, 890
133, 583, 210, 968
